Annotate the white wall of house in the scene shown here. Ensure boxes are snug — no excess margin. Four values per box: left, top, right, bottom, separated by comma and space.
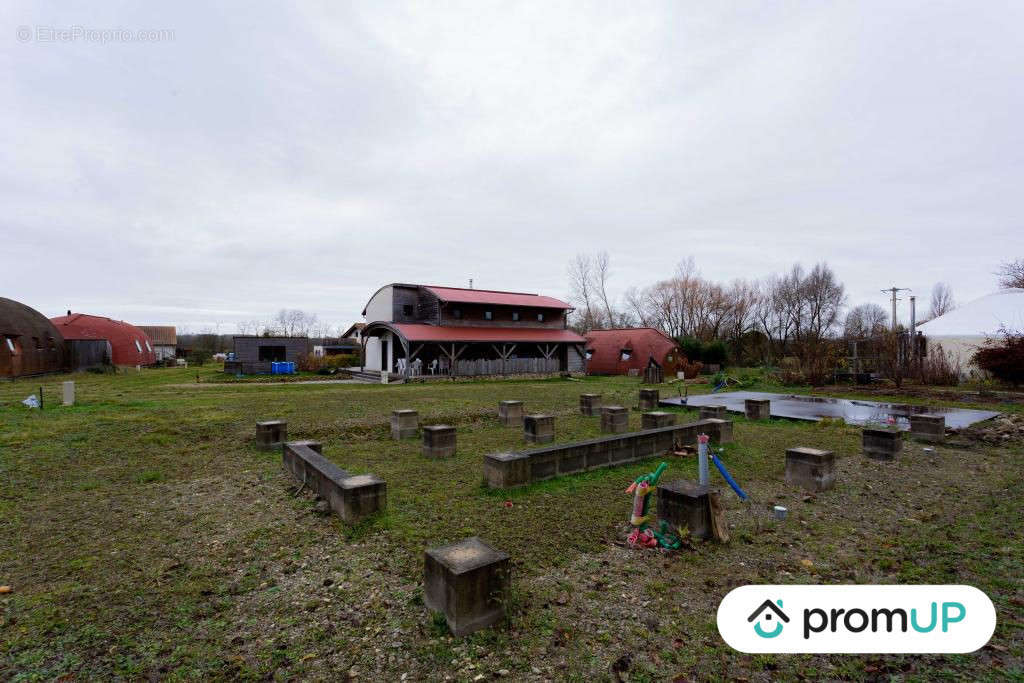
364, 286, 394, 322
153, 345, 176, 361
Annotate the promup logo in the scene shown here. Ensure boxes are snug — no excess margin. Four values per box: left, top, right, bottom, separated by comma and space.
718, 585, 996, 653
748, 599, 789, 638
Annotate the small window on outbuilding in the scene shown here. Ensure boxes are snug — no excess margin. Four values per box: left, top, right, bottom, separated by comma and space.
512, 312, 520, 321
585, 349, 594, 360
484, 310, 492, 320
537, 313, 545, 322
33, 337, 41, 350
134, 339, 142, 353
452, 308, 463, 319
620, 350, 631, 361
47, 337, 56, 350
258, 345, 287, 362
145, 340, 152, 352
403, 304, 414, 317
5, 337, 17, 354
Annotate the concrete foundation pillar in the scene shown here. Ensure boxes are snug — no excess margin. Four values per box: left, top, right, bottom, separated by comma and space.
745, 399, 771, 420
642, 411, 676, 429
391, 410, 419, 439
600, 406, 629, 434
657, 480, 711, 540
255, 420, 287, 450
579, 393, 602, 416
862, 427, 902, 461
424, 537, 510, 637
699, 405, 727, 420
62, 381, 75, 406
785, 447, 835, 491
909, 414, 945, 443
638, 388, 660, 410
498, 400, 524, 426
523, 414, 554, 444
423, 425, 457, 458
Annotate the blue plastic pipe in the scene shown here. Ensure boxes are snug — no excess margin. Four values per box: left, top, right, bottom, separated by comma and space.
711, 454, 748, 500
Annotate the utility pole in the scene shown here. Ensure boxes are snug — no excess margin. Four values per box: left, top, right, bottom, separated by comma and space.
881, 287, 911, 330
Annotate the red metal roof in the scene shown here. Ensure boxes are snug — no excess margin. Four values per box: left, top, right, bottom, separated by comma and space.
388, 323, 585, 344
50, 313, 157, 366
424, 286, 571, 310
584, 328, 682, 375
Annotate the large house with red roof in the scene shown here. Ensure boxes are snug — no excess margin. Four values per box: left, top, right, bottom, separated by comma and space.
360, 284, 586, 376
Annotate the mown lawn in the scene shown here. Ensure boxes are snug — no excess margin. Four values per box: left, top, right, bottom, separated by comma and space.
1, 368, 1021, 681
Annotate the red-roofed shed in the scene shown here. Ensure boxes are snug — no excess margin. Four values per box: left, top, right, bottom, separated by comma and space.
50, 313, 156, 367
584, 328, 683, 376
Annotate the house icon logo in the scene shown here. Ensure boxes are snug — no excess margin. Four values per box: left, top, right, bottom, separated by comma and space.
748, 599, 789, 638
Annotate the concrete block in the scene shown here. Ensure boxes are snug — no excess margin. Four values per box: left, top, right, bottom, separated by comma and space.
391, 409, 419, 439
699, 405, 727, 420
62, 381, 75, 406
642, 411, 676, 429
745, 399, 771, 420
785, 447, 835, 492
424, 537, 510, 637
638, 388, 660, 410
498, 400, 524, 426
601, 405, 629, 434
282, 442, 386, 524
579, 393, 602, 416
909, 413, 945, 443
643, 365, 664, 384
862, 427, 902, 461
483, 452, 530, 488
523, 414, 554, 444
657, 480, 711, 540
704, 418, 733, 444
256, 420, 287, 450
423, 425, 457, 459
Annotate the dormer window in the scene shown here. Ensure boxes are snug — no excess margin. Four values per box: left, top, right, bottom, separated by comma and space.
585, 349, 593, 360
145, 340, 152, 352
620, 350, 631, 361
512, 312, 520, 321
484, 311, 492, 321
134, 340, 142, 353
537, 313, 545, 322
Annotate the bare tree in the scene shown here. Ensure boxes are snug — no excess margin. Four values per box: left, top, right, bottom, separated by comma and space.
928, 282, 955, 320
844, 303, 888, 339
593, 251, 616, 326
273, 309, 317, 337
996, 259, 1024, 289
567, 253, 599, 331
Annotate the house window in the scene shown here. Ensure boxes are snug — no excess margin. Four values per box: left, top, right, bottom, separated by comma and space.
5, 337, 17, 354
667, 354, 673, 362
47, 337, 56, 350
484, 311, 492, 321
134, 339, 142, 353
620, 350, 632, 361
403, 304, 414, 316
512, 312, 520, 321
585, 349, 593, 360
145, 340, 152, 352
452, 308, 463, 319
33, 337, 41, 350
537, 313, 545, 322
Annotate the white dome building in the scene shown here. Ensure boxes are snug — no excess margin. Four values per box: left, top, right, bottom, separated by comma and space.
916, 289, 1024, 378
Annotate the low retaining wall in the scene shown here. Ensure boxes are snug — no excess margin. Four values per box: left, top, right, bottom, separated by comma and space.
483, 418, 731, 488
282, 441, 386, 523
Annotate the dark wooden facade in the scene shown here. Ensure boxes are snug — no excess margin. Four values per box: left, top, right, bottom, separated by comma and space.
226, 336, 310, 374
1, 297, 68, 379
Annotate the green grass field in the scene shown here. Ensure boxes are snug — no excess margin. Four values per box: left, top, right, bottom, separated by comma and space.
1, 368, 1021, 680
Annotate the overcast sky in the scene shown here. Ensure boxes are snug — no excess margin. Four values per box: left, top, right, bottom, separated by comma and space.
3, 2, 1022, 333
